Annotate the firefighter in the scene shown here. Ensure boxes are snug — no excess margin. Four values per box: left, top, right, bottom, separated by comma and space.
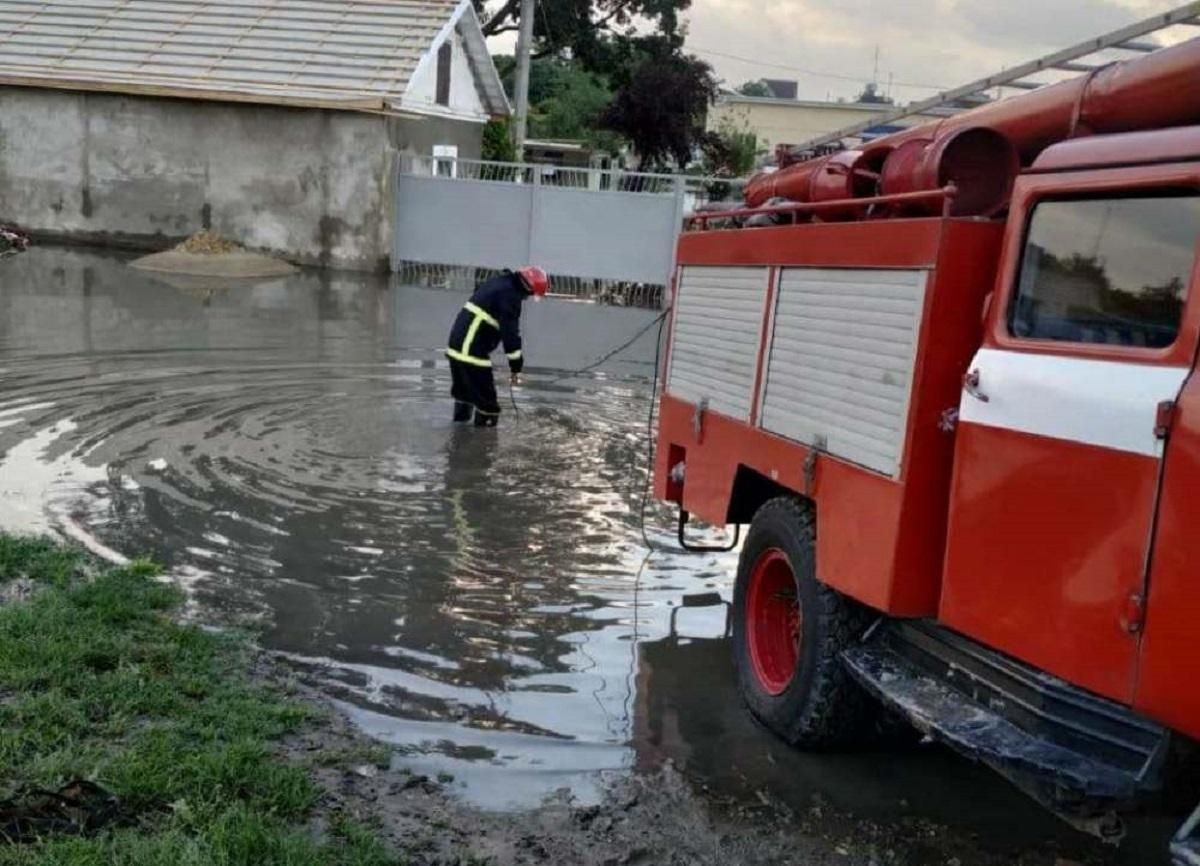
446, 266, 550, 427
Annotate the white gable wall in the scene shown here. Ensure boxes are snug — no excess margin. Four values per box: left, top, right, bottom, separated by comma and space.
403, 27, 487, 122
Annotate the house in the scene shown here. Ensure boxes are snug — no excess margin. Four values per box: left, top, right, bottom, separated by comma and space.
0, 0, 509, 271
708, 92, 938, 162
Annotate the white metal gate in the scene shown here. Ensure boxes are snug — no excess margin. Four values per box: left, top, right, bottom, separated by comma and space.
392, 158, 733, 301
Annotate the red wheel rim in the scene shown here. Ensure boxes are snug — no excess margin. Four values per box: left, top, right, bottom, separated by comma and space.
745, 548, 801, 696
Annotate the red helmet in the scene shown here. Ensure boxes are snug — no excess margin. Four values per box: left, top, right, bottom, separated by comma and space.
517, 266, 550, 298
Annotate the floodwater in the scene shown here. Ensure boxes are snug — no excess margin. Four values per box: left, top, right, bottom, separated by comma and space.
0, 246, 1176, 863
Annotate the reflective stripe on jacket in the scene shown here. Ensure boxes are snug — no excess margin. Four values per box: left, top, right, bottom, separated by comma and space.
446, 272, 526, 372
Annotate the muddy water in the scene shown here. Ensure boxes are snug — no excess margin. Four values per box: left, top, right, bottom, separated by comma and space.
0, 247, 1171, 863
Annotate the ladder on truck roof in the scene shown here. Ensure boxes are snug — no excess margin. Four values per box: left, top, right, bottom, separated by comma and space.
791, 1, 1200, 155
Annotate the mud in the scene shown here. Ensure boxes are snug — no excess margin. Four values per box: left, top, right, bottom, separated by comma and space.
0, 245, 1182, 865
277, 656, 1090, 866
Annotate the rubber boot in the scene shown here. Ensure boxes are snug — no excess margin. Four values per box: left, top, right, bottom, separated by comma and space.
473, 411, 499, 428
453, 401, 473, 423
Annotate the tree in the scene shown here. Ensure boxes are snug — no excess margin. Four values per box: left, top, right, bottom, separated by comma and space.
736, 79, 773, 98
494, 56, 616, 147
482, 118, 517, 161
601, 46, 718, 170
475, 0, 690, 70
701, 119, 762, 178
696, 118, 761, 200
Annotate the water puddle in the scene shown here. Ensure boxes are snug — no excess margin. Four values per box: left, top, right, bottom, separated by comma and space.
0, 247, 1170, 862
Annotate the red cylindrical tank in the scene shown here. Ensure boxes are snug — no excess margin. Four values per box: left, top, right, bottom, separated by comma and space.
744, 35, 1200, 214
879, 128, 1019, 217
808, 150, 881, 220
860, 35, 1200, 163
744, 149, 879, 211
877, 139, 931, 199
744, 160, 821, 206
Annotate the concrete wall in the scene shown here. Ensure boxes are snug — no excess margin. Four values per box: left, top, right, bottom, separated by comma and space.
387, 112, 483, 162
0, 87, 481, 271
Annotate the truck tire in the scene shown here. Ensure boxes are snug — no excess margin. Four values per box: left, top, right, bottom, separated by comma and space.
732, 496, 872, 748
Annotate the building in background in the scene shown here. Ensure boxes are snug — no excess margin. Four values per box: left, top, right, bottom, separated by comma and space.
708, 91, 937, 164
0, 0, 509, 271
761, 79, 799, 100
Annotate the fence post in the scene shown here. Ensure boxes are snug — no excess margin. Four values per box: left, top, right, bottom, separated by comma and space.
665, 176, 687, 307
390, 153, 405, 273
526, 163, 541, 268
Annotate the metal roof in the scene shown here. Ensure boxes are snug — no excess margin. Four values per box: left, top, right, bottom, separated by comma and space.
0, 0, 508, 114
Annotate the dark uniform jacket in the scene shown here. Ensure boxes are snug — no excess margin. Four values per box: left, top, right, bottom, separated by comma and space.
446, 271, 526, 374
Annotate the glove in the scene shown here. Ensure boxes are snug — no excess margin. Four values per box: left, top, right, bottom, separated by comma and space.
510, 372, 523, 386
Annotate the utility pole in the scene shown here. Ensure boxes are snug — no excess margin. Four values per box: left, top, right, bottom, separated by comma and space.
512, 0, 536, 157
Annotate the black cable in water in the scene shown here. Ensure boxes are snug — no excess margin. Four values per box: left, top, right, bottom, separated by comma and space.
507, 376, 521, 416
544, 308, 670, 387
506, 306, 669, 415
634, 309, 669, 553
504, 306, 671, 550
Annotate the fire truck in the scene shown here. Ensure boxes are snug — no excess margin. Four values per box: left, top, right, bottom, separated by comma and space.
653, 33, 1200, 860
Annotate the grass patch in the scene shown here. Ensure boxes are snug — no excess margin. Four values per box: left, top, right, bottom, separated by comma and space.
0, 535, 400, 865
310, 742, 394, 772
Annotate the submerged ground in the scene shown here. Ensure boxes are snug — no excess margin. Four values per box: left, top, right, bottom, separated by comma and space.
0, 246, 1178, 864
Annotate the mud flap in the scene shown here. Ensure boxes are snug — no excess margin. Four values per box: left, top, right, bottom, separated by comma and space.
841, 621, 1171, 843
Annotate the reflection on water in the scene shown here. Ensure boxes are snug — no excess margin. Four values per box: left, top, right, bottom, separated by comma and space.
0, 246, 733, 810
0, 247, 1172, 862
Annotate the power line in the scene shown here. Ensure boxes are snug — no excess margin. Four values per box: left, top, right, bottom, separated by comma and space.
688, 44, 951, 92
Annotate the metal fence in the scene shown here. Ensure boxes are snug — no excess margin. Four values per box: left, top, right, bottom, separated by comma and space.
392, 158, 747, 308
393, 261, 665, 309
412, 157, 750, 212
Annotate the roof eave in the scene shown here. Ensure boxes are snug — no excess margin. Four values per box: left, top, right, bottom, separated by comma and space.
458, 1, 512, 118
0, 71, 405, 114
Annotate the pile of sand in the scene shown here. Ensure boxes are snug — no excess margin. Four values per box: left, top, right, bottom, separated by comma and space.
174, 230, 241, 255
131, 231, 296, 279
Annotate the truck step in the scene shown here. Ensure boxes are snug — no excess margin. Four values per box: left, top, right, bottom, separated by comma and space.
1173, 835, 1200, 866
843, 622, 1170, 816
1172, 803, 1200, 866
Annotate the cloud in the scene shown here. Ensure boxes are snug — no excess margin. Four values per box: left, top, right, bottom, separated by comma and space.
683, 0, 1193, 102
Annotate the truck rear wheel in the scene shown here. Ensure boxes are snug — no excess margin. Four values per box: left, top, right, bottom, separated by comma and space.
733, 497, 871, 748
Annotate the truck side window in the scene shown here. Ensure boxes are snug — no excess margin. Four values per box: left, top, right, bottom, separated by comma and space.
1010, 194, 1200, 349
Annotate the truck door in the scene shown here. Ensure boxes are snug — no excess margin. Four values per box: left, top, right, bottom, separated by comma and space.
940, 186, 1200, 705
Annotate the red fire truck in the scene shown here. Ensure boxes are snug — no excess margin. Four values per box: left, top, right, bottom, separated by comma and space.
654, 34, 1200, 860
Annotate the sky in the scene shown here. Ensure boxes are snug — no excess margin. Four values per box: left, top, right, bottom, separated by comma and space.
678, 0, 1196, 103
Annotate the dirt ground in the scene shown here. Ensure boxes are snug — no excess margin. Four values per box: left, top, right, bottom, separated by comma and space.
268, 657, 1094, 866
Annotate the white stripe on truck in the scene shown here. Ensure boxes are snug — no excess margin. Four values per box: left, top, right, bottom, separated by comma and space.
959, 348, 1189, 458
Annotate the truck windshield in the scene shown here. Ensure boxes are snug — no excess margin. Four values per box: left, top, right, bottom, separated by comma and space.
1010, 193, 1200, 349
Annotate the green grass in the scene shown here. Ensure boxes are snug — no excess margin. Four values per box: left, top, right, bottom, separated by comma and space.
311, 742, 394, 771
0, 535, 400, 865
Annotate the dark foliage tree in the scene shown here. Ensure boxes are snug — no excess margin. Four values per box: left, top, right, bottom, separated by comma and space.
600, 45, 718, 170
475, 0, 690, 70
736, 79, 773, 98
482, 118, 518, 161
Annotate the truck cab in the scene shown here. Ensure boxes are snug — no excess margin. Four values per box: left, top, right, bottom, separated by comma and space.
942, 127, 1200, 726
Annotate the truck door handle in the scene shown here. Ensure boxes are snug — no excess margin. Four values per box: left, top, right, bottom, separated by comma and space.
963, 369, 990, 403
